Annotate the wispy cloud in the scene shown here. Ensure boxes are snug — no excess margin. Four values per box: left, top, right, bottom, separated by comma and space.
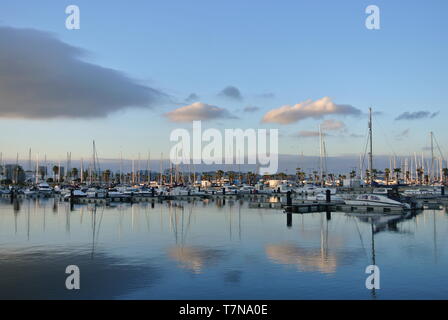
262, 97, 361, 124
165, 102, 237, 122
395, 128, 410, 140
243, 106, 260, 113
218, 86, 243, 101
257, 92, 275, 99
295, 130, 328, 138
294, 120, 356, 139
395, 111, 439, 121
185, 93, 200, 103
0, 26, 167, 119
320, 119, 346, 131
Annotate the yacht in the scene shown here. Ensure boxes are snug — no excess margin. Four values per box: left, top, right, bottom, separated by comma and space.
107, 188, 127, 199
37, 182, 53, 195
239, 185, 256, 194
307, 193, 344, 202
0, 188, 11, 195
169, 186, 191, 196
372, 188, 390, 195
86, 188, 107, 198
295, 184, 336, 195
137, 188, 153, 197
63, 189, 87, 200
403, 188, 441, 196
24, 187, 38, 196
222, 185, 239, 194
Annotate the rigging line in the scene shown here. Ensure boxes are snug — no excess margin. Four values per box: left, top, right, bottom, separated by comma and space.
95, 206, 105, 242
182, 203, 194, 244
432, 134, 445, 160
360, 126, 370, 171
351, 216, 369, 261
375, 118, 398, 158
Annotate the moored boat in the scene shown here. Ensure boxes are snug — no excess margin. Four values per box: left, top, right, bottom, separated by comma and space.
37, 182, 53, 195
345, 194, 410, 209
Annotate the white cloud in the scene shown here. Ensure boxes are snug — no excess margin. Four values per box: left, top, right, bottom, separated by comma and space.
262, 97, 361, 124
165, 102, 236, 122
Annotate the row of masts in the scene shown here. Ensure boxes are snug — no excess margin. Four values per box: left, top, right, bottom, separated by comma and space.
2, 126, 446, 186
0, 140, 223, 185
307, 108, 446, 186
362, 109, 445, 184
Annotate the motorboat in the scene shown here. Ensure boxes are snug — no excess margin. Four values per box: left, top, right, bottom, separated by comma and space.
345, 194, 410, 209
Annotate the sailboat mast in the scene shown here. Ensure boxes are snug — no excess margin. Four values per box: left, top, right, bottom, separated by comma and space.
35, 153, 39, 184
80, 158, 84, 183
430, 131, 434, 183
159, 152, 163, 185
147, 150, 151, 184
368, 107, 373, 185
92, 140, 96, 184
319, 125, 323, 187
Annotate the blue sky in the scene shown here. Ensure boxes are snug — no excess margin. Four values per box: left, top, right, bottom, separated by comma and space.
0, 0, 447, 164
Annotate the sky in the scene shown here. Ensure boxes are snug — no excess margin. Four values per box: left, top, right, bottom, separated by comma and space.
0, 0, 447, 171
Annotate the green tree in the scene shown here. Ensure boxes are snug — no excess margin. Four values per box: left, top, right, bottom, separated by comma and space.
71, 167, 79, 179
103, 169, 111, 183
215, 170, 224, 184
393, 168, 401, 184
52, 165, 59, 180
384, 168, 390, 185
442, 168, 448, 185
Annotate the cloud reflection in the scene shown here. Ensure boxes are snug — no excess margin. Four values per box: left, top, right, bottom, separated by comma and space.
266, 243, 338, 274
168, 246, 227, 274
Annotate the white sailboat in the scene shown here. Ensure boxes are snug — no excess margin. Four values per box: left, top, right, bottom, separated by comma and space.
346, 108, 410, 210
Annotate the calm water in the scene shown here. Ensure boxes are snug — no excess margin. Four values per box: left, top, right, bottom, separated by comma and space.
0, 197, 447, 300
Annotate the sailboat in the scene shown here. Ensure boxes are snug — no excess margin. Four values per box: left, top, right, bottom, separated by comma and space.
345, 108, 410, 210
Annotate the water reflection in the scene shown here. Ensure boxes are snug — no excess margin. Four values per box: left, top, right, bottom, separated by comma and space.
0, 198, 447, 299
266, 243, 338, 273
0, 248, 162, 299
168, 246, 227, 274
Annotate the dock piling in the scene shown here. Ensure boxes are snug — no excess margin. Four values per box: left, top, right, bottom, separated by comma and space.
287, 213, 292, 228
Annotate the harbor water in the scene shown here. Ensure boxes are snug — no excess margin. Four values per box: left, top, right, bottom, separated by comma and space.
0, 197, 447, 299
